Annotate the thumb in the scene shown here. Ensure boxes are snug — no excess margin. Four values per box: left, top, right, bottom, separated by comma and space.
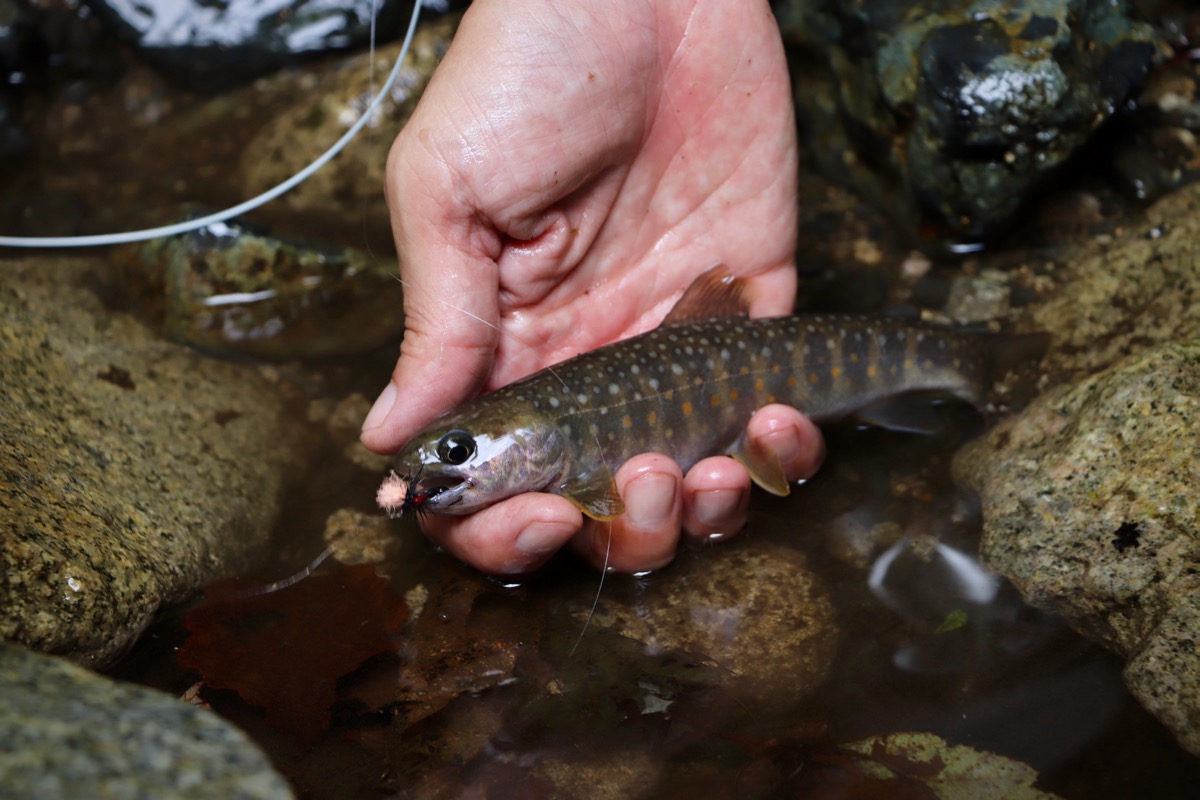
360, 149, 501, 454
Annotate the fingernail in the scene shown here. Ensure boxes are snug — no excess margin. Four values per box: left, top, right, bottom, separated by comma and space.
624, 472, 677, 530
693, 488, 740, 529
516, 521, 573, 557
761, 422, 804, 470
362, 382, 397, 432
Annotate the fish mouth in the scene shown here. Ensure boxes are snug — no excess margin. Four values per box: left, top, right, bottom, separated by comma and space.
410, 475, 471, 511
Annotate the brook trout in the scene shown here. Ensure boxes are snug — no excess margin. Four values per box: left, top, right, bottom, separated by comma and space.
378, 269, 991, 520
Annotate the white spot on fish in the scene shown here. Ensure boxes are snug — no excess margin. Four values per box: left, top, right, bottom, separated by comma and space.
609, 383, 620, 395
671, 364, 683, 375
549, 396, 560, 408
576, 394, 589, 405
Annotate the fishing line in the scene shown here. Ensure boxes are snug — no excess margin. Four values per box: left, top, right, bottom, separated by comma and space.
232, 547, 335, 598
0, 0, 427, 249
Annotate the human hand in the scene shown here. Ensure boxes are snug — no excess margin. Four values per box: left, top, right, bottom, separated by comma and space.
361, 0, 824, 574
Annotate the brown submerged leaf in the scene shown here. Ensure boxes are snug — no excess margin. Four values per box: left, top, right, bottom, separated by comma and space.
177, 563, 409, 745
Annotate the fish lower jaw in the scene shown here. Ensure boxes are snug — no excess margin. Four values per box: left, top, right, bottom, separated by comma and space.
419, 477, 474, 514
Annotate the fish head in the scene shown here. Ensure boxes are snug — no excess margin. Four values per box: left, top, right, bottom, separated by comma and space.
388, 405, 569, 516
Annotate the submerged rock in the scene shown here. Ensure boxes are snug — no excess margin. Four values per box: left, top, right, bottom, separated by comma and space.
115, 216, 404, 360
779, 0, 1159, 242
584, 539, 839, 701
0, 257, 316, 666
0, 641, 292, 798
955, 341, 1200, 755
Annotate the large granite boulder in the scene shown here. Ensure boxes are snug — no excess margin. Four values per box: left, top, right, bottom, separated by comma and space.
1, 257, 316, 666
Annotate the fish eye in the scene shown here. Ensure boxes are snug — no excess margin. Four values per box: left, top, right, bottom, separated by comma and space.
436, 430, 476, 465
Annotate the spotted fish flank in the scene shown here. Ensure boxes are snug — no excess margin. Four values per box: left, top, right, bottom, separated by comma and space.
383, 270, 992, 521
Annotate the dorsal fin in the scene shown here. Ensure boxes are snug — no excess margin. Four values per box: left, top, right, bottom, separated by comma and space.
661, 265, 752, 326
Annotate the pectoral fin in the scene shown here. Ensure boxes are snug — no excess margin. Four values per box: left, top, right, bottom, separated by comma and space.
728, 433, 791, 497
562, 466, 625, 521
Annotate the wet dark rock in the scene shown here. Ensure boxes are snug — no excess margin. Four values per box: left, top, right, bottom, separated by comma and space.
583, 538, 839, 702
955, 341, 1200, 756
778, 0, 1160, 243
0, 641, 293, 798
114, 216, 404, 360
1, 257, 316, 666
81, 0, 458, 89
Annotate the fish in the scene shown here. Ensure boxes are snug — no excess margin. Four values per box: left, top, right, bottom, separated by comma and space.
377, 268, 998, 521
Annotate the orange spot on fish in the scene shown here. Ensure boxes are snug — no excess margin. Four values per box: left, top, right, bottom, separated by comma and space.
622, 415, 633, 429
682, 401, 693, 416
729, 388, 739, 401
831, 366, 841, 378
786, 376, 798, 388
772, 364, 782, 374
850, 353, 860, 363
754, 378, 764, 391
867, 364, 878, 378
648, 410, 657, 425
808, 373, 819, 385
739, 366, 750, 375
710, 394, 721, 407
